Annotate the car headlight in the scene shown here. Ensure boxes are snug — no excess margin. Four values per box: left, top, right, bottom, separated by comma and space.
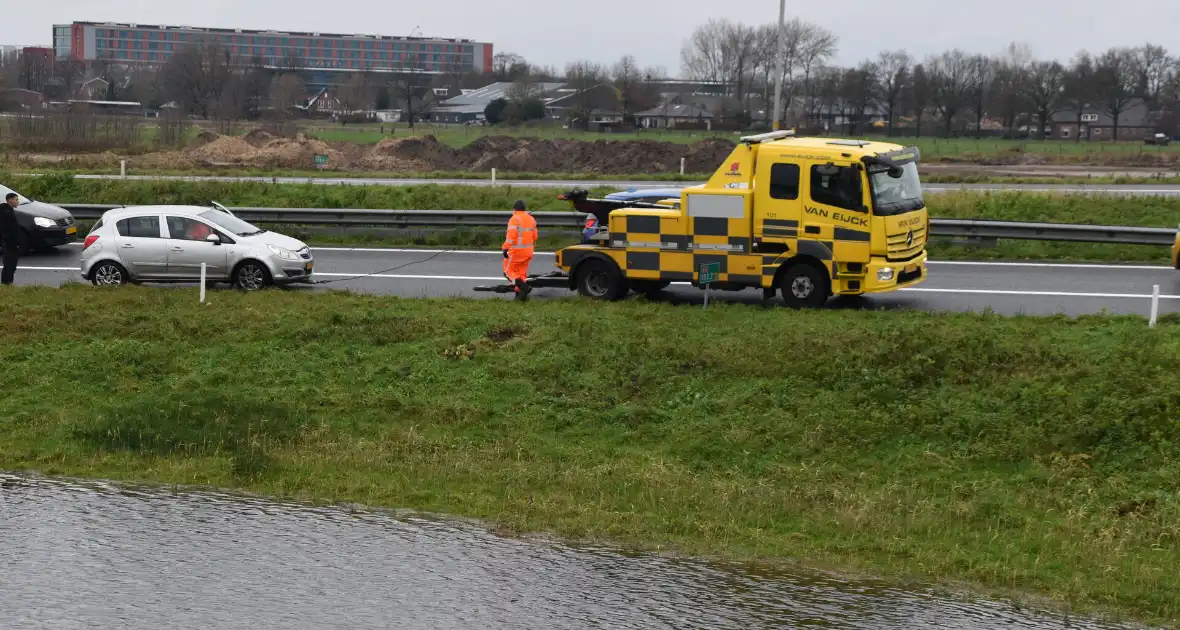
33, 217, 57, 228
877, 267, 895, 282
267, 244, 299, 260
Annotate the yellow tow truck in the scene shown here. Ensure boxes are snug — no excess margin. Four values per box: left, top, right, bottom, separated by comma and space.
475, 130, 930, 307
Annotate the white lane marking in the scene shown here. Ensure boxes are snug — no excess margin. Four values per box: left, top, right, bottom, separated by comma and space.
61, 243, 1177, 271
924, 260, 1172, 270
15, 266, 1180, 300
900, 287, 1180, 300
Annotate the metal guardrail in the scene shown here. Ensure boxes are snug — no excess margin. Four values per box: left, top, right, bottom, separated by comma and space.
58, 205, 1178, 247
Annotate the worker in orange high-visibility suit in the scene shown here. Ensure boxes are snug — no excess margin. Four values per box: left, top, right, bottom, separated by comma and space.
502, 199, 537, 300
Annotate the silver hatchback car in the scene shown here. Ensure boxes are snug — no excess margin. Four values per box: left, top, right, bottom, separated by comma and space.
79, 205, 314, 290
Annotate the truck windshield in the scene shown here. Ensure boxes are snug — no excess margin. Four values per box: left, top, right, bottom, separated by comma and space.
869, 161, 924, 216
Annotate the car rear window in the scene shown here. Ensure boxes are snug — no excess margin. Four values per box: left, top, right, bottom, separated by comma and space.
116, 216, 161, 238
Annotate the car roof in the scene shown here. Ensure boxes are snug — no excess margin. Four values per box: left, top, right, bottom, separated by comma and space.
101, 205, 214, 219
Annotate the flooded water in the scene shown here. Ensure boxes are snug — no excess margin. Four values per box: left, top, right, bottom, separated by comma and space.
0, 473, 1147, 630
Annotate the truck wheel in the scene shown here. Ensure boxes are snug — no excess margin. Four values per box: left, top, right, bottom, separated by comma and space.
575, 259, 628, 300
630, 280, 670, 297
777, 263, 830, 309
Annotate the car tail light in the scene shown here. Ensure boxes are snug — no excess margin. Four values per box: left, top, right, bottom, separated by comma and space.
83, 235, 99, 250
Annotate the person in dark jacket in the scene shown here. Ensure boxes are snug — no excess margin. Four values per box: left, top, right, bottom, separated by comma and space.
0, 192, 22, 285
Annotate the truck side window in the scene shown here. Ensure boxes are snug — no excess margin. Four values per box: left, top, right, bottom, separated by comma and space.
810, 165, 864, 212
769, 163, 800, 200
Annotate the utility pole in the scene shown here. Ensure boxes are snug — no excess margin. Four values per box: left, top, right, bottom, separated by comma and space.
771, 0, 786, 130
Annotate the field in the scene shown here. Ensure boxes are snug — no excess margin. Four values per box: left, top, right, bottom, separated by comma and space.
8, 116, 1180, 177
1, 287, 1177, 625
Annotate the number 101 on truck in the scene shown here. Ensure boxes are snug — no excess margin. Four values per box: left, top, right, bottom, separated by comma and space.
554, 130, 929, 308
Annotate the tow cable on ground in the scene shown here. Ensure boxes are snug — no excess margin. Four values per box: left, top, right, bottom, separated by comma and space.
310, 197, 567, 287
310, 249, 454, 285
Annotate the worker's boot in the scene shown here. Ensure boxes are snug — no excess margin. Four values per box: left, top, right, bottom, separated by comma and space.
514, 278, 531, 301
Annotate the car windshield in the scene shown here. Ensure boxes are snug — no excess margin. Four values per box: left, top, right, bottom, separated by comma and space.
198, 209, 266, 236
869, 161, 924, 216
0, 184, 31, 205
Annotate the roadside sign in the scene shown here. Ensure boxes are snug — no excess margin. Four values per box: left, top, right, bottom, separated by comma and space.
700, 262, 720, 309
314, 154, 329, 168
699, 262, 720, 285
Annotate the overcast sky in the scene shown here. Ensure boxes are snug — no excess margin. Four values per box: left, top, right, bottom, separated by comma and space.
9, 0, 1179, 72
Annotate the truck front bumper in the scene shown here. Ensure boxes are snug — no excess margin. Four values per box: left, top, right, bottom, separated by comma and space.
860, 252, 928, 294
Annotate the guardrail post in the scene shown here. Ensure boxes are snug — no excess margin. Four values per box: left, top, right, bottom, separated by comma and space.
1150, 284, 1160, 327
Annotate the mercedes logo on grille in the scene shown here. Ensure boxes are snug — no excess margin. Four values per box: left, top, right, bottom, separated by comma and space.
906, 229, 914, 246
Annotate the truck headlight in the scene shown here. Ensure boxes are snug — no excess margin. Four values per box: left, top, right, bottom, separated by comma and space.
33, 217, 57, 228
877, 267, 895, 282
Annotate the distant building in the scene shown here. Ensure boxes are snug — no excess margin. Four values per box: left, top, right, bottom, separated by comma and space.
52, 21, 493, 89
1050, 100, 1155, 140
430, 81, 565, 124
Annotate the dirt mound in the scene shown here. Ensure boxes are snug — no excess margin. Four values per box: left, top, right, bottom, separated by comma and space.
178, 131, 342, 169
362, 135, 457, 171
192, 131, 220, 147
243, 129, 277, 147
357, 134, 741, 175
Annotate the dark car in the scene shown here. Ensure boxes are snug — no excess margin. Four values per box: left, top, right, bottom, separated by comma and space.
0, 184, 79, 253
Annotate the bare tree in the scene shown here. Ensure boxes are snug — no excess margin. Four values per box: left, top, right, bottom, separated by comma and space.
876, 50, 910, 135
17, 50, 52, 92
268, 72, 306, 134
990, 43, 1032, 133
491, 52, 528, 81
1093, 47, 1139, 140
797, 24, 838, 121
159, 38, 235, 118
928, 50, 973, 134
337, 73, 375, 114
1063, 52, 1096, 142
966, 55, 995, 135
1023, 60, 1066, 138
905, 63, 933, 137
564, 60, 608, 129
1132, 43, 1175, 110
613, 54, 656, 118
841, 61, 878, 134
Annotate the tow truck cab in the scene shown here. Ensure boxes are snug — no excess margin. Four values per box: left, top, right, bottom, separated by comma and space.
555, 130, 929, 307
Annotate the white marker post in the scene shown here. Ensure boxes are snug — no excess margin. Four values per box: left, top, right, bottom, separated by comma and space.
200, 263, 207, 304
120, 160, 126, 179
491, 168, 497, 185
1149, 284, 1160, 327
680, 157, 685, 175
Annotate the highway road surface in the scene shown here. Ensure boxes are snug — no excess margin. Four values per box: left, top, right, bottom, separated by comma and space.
13, 244, 1179, 319
19, 172, 1180, 196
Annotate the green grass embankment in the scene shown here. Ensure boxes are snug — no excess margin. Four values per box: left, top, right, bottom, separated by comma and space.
9, 175, 1177, 263
1, 287, 1177, 624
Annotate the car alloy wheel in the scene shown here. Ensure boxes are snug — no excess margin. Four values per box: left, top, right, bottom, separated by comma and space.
92, 262, 126, 287
235, 262, 270, 291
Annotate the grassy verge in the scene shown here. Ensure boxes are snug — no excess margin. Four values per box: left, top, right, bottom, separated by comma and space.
1, 287, 1177, 624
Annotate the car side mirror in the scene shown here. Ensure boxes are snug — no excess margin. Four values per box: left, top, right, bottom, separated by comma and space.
205, 233, 221, 245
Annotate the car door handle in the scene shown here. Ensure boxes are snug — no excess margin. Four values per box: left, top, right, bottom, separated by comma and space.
122, 243, 134, 248
171, 247, 184, 251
